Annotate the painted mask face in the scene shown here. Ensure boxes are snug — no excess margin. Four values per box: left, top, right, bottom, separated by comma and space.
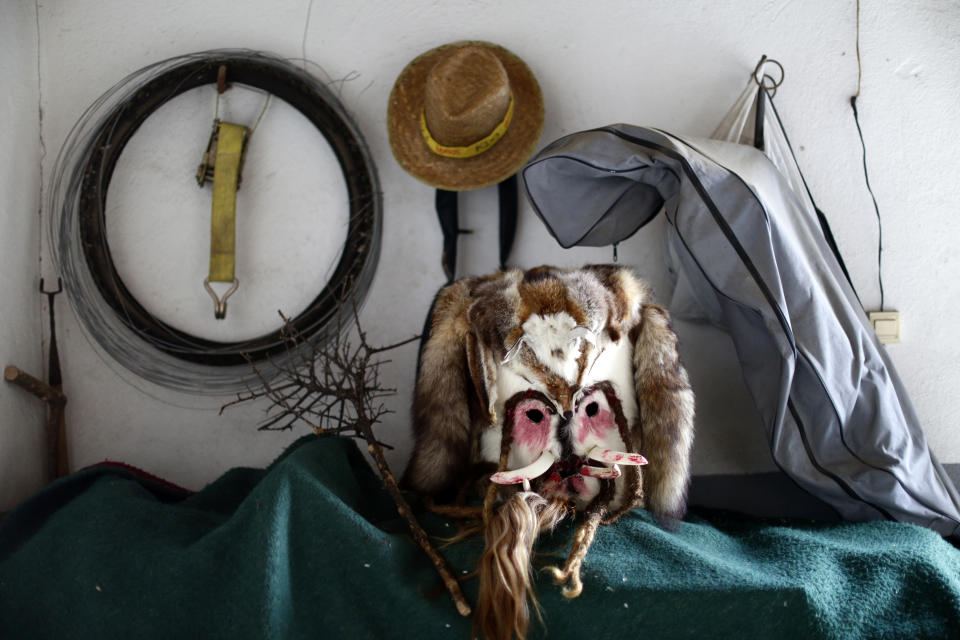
488, 384, 646, 509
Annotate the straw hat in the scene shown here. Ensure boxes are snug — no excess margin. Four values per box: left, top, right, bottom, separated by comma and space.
388, 41, 544, 191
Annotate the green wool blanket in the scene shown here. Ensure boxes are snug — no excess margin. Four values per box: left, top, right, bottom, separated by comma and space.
1, 434, 958, 639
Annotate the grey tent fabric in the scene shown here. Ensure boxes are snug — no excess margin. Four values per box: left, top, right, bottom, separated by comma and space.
521, 124, 960, 541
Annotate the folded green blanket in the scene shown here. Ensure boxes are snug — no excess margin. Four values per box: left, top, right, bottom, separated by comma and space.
1, 434, 958, 639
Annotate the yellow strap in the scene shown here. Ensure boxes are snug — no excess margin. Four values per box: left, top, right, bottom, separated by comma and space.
419, 94, 514, 159
208, 122, 248, 282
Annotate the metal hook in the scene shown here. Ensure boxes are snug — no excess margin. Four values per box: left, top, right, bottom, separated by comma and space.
39, 277, 63, 339
204, 277, 239, 320
753, 55, 785, 97
39, 277, 63, 297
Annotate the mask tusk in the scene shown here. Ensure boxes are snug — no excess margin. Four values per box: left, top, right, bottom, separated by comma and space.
580, 463, 622, 480
490, 450, 557, 485
586, 446, 648, 466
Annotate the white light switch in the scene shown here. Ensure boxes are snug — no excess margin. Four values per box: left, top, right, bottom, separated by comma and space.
869, 311, 901, 344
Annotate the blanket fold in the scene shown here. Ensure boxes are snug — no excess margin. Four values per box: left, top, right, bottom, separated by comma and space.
1, 435, 958, 639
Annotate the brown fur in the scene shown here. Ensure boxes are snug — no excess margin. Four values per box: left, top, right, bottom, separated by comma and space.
516, 276, 587, 327
465, 331, 490, 417
402, 281, 477, 496
631, 304, 695, 521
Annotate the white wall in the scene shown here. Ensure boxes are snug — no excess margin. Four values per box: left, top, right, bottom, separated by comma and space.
0, 1, 44, 510
1, 0, 954, 502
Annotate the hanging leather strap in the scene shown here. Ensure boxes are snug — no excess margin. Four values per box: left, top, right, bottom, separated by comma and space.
497, 174, 519, 272
416, 175, 519, 376
434, 174, 518, 283
435, 189, 459, 283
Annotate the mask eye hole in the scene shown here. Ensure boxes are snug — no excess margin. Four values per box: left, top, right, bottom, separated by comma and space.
525, 409, 545, 423
585, 402, 599, 418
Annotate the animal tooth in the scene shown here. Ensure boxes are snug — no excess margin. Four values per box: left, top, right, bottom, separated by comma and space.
587, 446, 648, 466
490, 450, 557, 485
580, 464, 622, 479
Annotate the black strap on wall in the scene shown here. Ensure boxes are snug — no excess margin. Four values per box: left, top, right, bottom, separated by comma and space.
435, 189, 460, 283
416, 175, 519, 376
497, 175, 519, 272
434, 175, 518, 283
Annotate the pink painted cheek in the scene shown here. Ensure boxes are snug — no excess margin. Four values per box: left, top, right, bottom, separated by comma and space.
576, 407, 615, 444
512, 401, 551, 452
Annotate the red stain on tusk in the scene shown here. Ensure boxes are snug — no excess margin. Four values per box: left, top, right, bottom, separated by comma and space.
580, 464, 622, 479
490, 450, 557, 485
589, 448, 648, 466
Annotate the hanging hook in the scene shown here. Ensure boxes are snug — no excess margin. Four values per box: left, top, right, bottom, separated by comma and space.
39, 277, 63, 297
204, 277, 239, 320
753, 55, 785, 97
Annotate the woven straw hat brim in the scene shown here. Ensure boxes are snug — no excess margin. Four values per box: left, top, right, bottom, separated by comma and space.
388, 41, 544, 191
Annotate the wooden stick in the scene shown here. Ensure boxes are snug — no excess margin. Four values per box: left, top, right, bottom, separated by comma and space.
218, 313, 470, 615
357, 423, 472, 617
4, 365, 66, 406
424, 499, 484, 520
5, 364, 68, 481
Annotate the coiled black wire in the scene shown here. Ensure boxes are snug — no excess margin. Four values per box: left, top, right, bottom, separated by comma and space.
49, 50, 382, 394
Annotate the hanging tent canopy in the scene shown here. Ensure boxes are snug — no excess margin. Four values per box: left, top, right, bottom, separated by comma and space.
520, 74, 960, 542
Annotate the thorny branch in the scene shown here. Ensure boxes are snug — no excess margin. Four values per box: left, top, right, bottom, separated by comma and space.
220, 310, 472, 617
220, 310, 417, 443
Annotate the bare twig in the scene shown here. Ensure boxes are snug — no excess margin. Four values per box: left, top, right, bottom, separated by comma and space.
221, 312, 471, 616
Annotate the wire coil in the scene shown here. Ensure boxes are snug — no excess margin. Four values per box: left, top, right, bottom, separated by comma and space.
49, 50, 382, 394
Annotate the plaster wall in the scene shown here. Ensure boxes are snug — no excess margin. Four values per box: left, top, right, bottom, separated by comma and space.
0, 2, 44, 510
2, 0, 956, 504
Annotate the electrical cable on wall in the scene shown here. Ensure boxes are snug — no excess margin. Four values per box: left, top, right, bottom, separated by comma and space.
852, 0, 885, 312
850, 98, 884, 311
48, 50, 382, 394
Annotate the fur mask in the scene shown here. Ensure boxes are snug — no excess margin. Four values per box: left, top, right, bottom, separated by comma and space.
402, 265, 695, 639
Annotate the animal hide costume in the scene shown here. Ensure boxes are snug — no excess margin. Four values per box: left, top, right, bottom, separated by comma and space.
403, 265, 695, 639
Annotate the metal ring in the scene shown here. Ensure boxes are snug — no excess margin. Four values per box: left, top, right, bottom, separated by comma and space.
753, 55, 785, 97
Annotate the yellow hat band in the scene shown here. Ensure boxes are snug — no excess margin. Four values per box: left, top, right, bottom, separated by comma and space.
420, 94, 514, 159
